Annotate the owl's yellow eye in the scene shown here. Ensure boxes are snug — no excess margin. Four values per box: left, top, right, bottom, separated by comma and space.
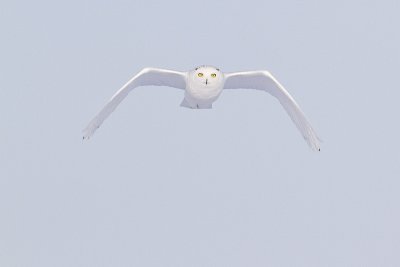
197, 73, 203, 77
211, 73, 217, 78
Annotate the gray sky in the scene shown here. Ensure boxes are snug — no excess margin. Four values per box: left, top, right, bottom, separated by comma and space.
1, 0, 399, 266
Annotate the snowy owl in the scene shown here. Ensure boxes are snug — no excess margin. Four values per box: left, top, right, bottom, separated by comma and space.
83, 66, 321, 151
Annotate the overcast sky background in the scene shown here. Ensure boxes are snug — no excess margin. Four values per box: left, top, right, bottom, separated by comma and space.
1, 0, 399, 266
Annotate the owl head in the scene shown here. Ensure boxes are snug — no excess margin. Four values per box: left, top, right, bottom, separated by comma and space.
188, 65, 224, 89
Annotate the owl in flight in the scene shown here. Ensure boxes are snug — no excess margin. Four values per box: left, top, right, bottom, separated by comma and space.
83, 66, 321, 151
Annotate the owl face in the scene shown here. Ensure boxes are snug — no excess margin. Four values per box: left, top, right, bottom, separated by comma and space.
189, 65, 224, 89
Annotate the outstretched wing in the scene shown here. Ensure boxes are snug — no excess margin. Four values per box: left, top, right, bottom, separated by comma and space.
83, 67, 187, 139
224, 71, 321, 151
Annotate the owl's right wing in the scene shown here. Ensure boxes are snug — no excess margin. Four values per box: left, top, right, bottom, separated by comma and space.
83, 68, 187, 139
224, 70, 321, 151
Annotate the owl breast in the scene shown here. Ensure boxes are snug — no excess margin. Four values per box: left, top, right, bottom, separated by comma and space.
184, 81, 224, 108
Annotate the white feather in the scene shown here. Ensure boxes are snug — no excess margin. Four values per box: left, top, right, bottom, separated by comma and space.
223, 71, 321, 151
84, 66, 320, 151
83, 68, 187, 139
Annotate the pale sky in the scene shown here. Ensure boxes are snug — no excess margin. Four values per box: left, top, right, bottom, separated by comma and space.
1, 0, 399, 266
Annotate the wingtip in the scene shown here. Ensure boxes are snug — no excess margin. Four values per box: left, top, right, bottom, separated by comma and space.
82, 132, 94, 140
82, 129, 93, 140
82, 126, 96, 141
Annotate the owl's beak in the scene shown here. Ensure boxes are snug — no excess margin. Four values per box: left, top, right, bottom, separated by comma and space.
206, 79, 208, 85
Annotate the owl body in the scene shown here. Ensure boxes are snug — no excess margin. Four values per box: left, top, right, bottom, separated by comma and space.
182, 66, 225, 109
83, 65, 320, 151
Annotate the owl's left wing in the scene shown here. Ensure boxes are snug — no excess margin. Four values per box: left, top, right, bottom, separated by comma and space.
224, 71, 321, 151
83, 68, 187, 139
